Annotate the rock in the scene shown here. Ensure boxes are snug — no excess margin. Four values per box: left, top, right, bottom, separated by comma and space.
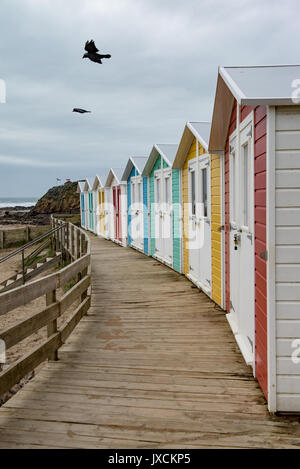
30, 181, 80, 216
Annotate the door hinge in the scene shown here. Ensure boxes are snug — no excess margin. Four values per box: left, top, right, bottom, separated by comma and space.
260, 250, 268, 261
230, 300, 235, 312
218, 225, 224, 232
247, 336, 254, 353
246, 126, 253, 138
247, 232, 253, 244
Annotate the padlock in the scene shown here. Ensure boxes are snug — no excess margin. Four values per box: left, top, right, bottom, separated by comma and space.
233, 233, 239, 250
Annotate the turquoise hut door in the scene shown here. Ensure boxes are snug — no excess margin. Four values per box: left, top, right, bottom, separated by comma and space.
89, 192, 94, 231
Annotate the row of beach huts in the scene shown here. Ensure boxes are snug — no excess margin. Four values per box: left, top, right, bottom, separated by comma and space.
77, 65, 300, 414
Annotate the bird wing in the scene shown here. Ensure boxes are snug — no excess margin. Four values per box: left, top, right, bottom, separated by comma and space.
85, 40, 99, 53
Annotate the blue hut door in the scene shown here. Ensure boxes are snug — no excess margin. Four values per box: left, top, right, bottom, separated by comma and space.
81, 194, 85, 227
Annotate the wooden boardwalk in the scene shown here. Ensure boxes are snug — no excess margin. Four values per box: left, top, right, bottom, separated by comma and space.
0, 235, 300, 448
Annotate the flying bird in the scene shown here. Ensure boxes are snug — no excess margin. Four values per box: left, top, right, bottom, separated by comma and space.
83, 40, 111, 64
72, 108, 91, 114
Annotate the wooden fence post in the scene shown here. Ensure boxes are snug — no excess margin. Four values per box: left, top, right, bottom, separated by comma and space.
76, 229, 80, 260
71, 225, 75, 259
46, 289, 58, 361
25, 226, 30, 242
81, 234, 88, 306
0, 231, 4, 249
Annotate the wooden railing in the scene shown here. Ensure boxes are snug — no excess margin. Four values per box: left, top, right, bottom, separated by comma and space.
0, 217, 91, 397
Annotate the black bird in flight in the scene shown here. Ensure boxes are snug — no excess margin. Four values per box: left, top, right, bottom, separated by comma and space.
83, 40, 111, 64
73, 108, 91, 114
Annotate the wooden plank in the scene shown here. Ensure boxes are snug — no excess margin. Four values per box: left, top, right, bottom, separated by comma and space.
0, 303, 60, 349
60, 296, 91, 343
1, 235, 299, 449
59, 254, 90, 286
60, 275, 90, 313
0, 274, 58, 316
0, 333, 61, 397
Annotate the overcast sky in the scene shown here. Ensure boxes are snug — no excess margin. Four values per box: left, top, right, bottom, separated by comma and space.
1, 0, 300, 197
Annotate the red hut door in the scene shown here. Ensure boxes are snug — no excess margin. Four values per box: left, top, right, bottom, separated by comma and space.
113, 186, 122, 242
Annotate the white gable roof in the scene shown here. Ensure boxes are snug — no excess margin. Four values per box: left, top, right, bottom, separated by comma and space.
209, 64, 300, 153
142, 143, 178, 176
105, 168, 125, 187
173, 121, 211, 169
77, 181, 85, 193
121, 157, 148, 181
92, 171, 109, 191
83, 177, 94, 191
220, 65, 300, 105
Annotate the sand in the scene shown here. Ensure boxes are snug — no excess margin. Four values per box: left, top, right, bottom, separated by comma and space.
0, 246, 78, 366
0, 224, 34, 230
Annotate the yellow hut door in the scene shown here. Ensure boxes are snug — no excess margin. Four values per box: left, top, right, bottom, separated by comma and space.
99, 191, 105, 236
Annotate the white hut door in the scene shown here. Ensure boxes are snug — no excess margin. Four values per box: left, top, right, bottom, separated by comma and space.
162, 169, 172, 264
154, 171, 163, 258
131, 177, 144, 251
198, 157, 211, 293
229, 135, 239, 328
238, 121, 255, 355
137, 178, 144, 250
230, 119, 255, 362
188, 157, 211, 293
188, 161, 199, 278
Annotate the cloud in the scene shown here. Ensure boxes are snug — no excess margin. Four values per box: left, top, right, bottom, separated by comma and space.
0, 0, 300, 196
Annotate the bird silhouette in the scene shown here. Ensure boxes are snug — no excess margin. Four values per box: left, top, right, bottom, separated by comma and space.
83, 40, 111, 64
73, 108, 91, 114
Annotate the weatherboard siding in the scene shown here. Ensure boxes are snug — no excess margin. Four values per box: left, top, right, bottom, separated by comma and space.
211, 154, 222, 306
274, 106, 300, 412
254, 106, 268, 399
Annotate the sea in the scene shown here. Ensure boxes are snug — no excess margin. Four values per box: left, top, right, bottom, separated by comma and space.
0, 197, 38, 209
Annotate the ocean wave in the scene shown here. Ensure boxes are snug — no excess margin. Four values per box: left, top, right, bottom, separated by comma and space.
0, 202, 36, 208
